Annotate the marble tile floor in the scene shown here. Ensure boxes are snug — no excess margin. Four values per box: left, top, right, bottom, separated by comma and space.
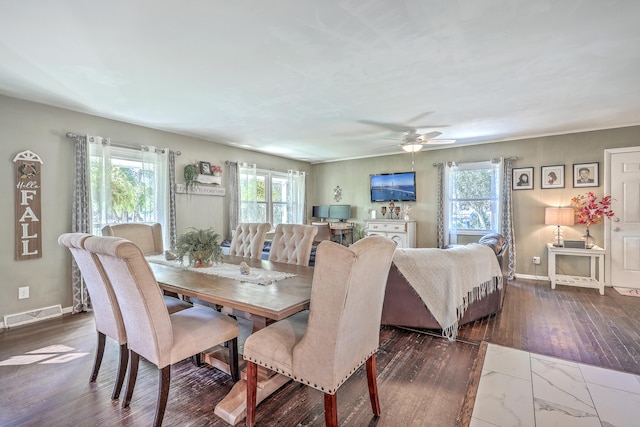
470, 343, 640, 427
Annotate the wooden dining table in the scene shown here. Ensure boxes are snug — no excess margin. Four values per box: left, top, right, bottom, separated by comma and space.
148, 255, 314, 425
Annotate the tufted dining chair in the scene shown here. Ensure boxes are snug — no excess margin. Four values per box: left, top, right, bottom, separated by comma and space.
58, 233, 193, 401
83, 235, 239, 427
268, 223, 318, 266
311, 222, 333, 243
244, 235, 397, 427
229, 223, 271, 259
101, 222, 164, 255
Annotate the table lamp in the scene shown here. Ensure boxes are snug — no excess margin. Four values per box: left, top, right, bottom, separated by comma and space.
545, 207, 575, 247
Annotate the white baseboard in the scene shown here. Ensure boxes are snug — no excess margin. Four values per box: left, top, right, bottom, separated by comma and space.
515, 273, 549, 281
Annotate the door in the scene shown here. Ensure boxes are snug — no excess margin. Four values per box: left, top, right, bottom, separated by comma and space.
606, 147, 640, 288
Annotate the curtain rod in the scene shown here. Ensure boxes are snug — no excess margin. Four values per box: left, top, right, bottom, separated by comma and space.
432, 156, 517, 167
66, 132, 181, 155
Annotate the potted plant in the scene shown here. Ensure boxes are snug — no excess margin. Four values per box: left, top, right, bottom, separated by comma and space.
174, 227, 223, 267
184, 163, 198, 192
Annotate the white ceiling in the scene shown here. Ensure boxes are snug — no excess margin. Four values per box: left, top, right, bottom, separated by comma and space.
1, 1, 639, 163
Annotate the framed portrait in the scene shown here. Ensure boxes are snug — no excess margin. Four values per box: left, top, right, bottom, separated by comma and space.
573, 162, 598, 188
513, 167, 534, 190
541, 165, 565, 189
199, 161, 212, 175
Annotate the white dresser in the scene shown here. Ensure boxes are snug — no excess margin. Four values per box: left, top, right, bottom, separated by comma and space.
364, 219, 416, 248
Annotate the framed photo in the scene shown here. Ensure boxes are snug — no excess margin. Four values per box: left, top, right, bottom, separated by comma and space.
573, 162, 598, 187
199, 161, 212, 175
513, 167, 534, 190
541, 165, 565, 189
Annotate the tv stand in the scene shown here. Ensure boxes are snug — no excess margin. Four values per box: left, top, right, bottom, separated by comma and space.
365, 219, 416, 248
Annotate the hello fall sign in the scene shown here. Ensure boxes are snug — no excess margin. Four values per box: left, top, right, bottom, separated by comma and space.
14, 150, 43, 260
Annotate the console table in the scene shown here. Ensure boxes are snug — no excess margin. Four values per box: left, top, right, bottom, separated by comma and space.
365, 219, 416, 248
547, 243, 605, 295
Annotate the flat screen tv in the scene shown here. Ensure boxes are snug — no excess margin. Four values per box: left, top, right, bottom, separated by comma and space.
312, 205, 329, 220
329, 204, 351, 222
370, 171, 416, 202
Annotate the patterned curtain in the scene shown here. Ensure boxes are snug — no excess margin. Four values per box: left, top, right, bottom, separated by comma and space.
436, 163, 446, 248
227, 161, 239, 240
71, 135, 91, 313
167, 150, 178, 249
501, 157, 516, 280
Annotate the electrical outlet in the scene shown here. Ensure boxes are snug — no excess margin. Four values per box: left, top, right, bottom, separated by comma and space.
532, 256, 541, 265
18, 286, 29, 299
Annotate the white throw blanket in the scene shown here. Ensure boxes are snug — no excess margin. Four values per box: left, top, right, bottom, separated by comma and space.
392, 244, 503, 341
146, 255, 296, 285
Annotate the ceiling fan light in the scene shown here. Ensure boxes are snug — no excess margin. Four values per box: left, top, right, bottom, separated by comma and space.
401, 143, 423, 152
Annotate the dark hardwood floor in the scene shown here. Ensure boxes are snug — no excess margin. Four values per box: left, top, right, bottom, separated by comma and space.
1, 278, 639, 427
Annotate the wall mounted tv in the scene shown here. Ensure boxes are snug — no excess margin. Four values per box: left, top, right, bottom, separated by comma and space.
370, 171, 416, 202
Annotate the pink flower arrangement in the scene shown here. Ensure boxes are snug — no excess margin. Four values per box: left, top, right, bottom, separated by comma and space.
570, 192, 614, 227
210, 164, 223, 175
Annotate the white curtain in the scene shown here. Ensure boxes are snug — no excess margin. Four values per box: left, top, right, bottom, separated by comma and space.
142, 146, 170, 249
238, 163, 259, 223
88, 136, 112, 234
287, 170, 306, 224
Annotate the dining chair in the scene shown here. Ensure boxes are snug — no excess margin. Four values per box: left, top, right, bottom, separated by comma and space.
102, 222, 164, 255
228, 222, 271, 259
244, 234, 397, 427
268, 223, 318, 266
58, 233, 193, 401
83, 235, 239, 427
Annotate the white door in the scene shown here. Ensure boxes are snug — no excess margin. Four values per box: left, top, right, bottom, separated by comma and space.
606, 147, 640, 288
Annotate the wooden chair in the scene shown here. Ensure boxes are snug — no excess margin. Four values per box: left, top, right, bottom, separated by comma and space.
58, 233, 193, 401
268, 224, 318, 266
244, 235, 397, 426
228, 223, 271, 259
101, 222, 164, 255
83, 235, 239, 427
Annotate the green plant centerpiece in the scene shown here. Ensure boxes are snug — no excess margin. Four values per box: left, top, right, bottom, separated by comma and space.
184, 163, 198, 192
174, 227, 223, 267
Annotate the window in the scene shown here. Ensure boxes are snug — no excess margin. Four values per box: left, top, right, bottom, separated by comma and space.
89, 144, 167, 237
238, 165, 305, 227
446, 161, 501, 235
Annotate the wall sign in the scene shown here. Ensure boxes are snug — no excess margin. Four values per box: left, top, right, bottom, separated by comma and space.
13, 150, 43, 260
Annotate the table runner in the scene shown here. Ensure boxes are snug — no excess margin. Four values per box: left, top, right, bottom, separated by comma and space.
146, 255, 296, 285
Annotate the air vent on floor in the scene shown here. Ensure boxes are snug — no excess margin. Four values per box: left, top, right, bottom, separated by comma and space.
3, 304, 63, 329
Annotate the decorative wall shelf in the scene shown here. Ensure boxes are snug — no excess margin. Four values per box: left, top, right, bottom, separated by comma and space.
176, 183, 225, 196
196, 174, 222, 185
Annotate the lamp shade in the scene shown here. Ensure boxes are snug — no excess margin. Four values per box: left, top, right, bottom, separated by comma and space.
401, 143, 423, 153
545, 207, 575, 226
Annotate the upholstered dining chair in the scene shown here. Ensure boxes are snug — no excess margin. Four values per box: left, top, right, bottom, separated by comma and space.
228, 223, 271, 259
101, 222, 164, 255
58, 233, 193, 401
311, 222, 333, 243
244, 235, 397, 427
268, 223, 318, 266
83, 235, 240, 427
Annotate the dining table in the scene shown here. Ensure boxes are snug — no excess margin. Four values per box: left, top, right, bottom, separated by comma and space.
147, 254, 314, 425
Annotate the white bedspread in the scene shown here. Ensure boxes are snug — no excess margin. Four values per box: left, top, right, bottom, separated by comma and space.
146, 255, 296, 285
391, 244, 503, 341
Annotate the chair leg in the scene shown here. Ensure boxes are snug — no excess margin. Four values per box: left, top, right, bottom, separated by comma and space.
228, 337, 239, 382
245, 361, 258, 427
323, 393, 338, 427
154, 366, 171, 427
90, 332, 106, 382
112, 343, 128, 400
366, 354, 381, 416
191, 353, 203, 367
122, 350, 139, 408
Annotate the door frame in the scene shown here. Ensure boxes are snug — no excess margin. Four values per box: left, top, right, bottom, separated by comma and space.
604, 146, 640, 286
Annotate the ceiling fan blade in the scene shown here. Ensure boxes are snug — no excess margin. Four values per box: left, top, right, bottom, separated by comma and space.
357, 119, 414, 133
419, 131, 443, 139
405, 111, 434, 124
424, 139, 456, 145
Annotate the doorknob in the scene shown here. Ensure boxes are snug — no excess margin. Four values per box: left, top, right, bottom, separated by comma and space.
613, 227, 620, 232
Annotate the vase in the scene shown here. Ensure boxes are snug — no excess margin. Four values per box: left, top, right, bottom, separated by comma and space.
582, 228, 595, 249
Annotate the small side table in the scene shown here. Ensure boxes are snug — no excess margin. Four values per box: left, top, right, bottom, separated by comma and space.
547, 243, 605, 295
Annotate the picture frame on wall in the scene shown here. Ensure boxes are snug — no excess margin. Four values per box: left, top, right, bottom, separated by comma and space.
573, 162, 598, 188
513, 167, 534, 190
541, 165, 565, 189
199, 161, 212, 175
